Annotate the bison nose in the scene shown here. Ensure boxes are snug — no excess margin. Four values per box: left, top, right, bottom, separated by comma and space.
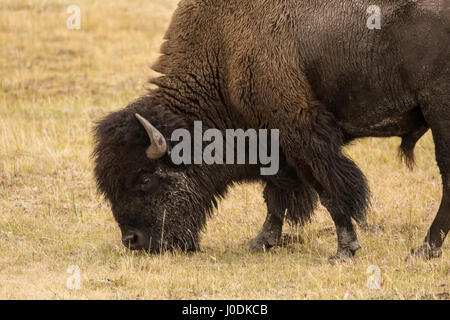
121, 229, 148, 250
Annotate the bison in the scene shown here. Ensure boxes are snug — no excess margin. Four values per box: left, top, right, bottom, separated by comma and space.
93, 0, 449, 261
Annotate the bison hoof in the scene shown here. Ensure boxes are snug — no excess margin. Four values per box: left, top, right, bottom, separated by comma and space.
410, 244, 442, 260
248, 234, 279, 252
329, 241, 361, 264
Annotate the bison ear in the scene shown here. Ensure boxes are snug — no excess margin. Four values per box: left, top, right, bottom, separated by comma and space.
135, 113, 168, 159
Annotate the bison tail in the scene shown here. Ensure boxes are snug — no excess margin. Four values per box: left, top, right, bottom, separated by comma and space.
399, 124, 429, 170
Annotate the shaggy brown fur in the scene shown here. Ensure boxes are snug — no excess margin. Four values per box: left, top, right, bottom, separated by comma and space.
94, 0, 449, 260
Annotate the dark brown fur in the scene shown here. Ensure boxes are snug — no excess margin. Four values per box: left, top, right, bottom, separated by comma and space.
94, 0, 449, 259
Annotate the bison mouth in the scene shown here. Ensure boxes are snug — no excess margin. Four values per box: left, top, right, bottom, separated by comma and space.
121, 227, 197, 253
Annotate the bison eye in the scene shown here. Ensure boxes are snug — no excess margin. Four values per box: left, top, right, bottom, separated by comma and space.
138, 176, 159, 192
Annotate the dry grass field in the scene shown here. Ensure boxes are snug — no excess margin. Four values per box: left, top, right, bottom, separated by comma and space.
0, 0, 448, 300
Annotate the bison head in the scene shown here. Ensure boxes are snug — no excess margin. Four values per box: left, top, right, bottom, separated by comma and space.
93, 97, 218, 253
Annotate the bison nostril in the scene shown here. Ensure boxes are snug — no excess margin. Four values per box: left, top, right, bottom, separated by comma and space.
122, 234, 137, 245
121, 230, 149, 250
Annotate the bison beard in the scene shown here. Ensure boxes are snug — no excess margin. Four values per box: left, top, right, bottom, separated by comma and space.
93, 0, 449, 261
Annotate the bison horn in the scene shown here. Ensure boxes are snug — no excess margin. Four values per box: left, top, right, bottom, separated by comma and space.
135, 113, 168, 159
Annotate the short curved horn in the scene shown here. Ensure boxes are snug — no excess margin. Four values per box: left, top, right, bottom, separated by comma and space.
135, 113, 167, 159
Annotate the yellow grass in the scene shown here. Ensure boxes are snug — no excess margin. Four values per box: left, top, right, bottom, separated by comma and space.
0, 0, 448, 300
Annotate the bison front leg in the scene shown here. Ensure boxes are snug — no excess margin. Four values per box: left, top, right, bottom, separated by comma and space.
278, 105, 370, 262
322, 197, 363, 262
304, 162, 367, 263
229, 50, 368, 260
250, 174, 319, 252
249, 183, 285, 252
